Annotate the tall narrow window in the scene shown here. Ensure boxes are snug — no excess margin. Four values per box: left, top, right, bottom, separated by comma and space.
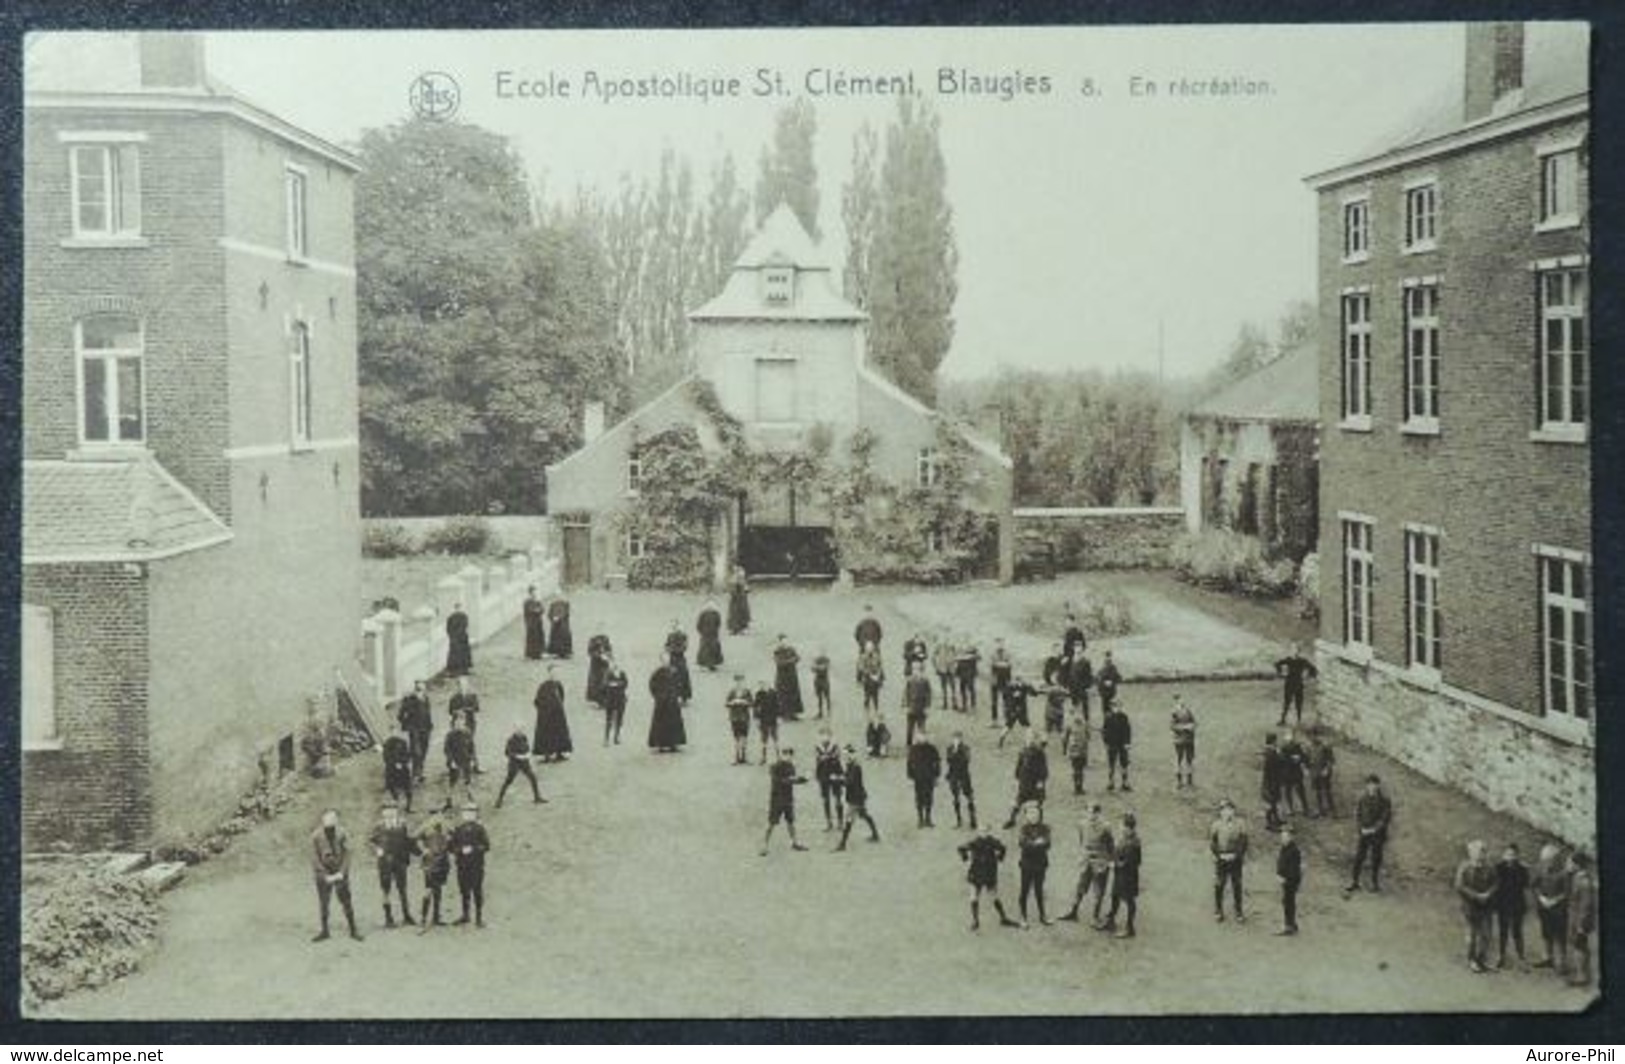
1403, 283, 1440, 425
22, 604, 56, 748
1540, 552, 1589, 721
626, 450, 642, 494
1406, 529, 1442, 671
285, 166, 309, 260
1403, 182, 1438, 250
1539, 268, 1587, 430
917, 447, 940, 489
625, 529, 646, 560
1342, 198, 1370, 261
77, 315, 144, 444
289, 320, 313, 445
1340, 292, 1371, 422
69, 143, 141, 239
1342, 518, 1374, 648
1540, 149, 1580, 227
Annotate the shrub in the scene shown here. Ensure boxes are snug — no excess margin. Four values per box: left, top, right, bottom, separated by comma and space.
1172, 528, 1297, 598
1297, 551, 1322, 620
362, 521, 417, 558
421, 516, 496, 556
1017, 591, 1136, 641
627, 551, 712, 590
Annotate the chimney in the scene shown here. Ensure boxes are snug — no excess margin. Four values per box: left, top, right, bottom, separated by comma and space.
582, 401, 606, 446
138, 33, 206, 90
1463, 22, 1525, 122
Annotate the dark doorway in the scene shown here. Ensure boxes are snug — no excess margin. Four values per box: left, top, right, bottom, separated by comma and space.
562, 524, 592, 586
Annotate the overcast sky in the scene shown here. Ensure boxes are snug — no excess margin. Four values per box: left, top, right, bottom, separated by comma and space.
191, 25, 1476, 381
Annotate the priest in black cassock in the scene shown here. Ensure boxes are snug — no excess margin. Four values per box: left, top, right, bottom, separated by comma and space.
696, 601, 724, 671
522, 587, 546, 661
647, 656, 688, 752
773, 635, 805, 720
445, 603, 472, 677
665, 622, 693, 703
546, 597, 573, 658
532, 665, 573, 762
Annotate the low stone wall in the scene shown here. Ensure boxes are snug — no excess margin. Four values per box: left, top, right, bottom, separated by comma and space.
1012, 506, 1184, 570
1316, 644, 1594, 847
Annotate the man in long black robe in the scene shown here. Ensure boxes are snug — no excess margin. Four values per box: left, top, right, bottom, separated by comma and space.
665, 623, 693, 702
773, 635, 804, 719
546, 597, 573, 658
532, 665, 573, 761
522, 588, 546, 660
445, 604, 472, 677
647, 659, 687, 752
696, 603, 724, 671
726, 568, 751, 635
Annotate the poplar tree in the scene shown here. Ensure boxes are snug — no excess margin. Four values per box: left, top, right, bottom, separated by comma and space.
755, 98, 821, 238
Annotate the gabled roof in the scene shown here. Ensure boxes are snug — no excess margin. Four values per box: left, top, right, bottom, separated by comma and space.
24, 457, 233, 564
688, 203, 866, 324
1188, 341, 1318, 423
857, 366, 1013, 470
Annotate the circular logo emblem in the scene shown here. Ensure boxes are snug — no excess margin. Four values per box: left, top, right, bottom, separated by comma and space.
409, 72, 461, 120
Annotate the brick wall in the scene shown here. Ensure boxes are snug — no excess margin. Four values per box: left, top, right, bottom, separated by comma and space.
1315, 117, 1589, 717
1013, 507, 1184, 570
1317, 651, 1593, 846
22, 565, 152, 849
23, 108, 233, 518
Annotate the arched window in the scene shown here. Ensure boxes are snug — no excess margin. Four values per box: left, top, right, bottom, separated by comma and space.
76, 315, 144, 445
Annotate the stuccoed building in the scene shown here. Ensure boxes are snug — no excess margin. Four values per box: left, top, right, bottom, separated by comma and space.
1179, 340, 1320, 562
21, 33, 363, 849
546, 204, 1014, 587
1305, 22, 1591, 844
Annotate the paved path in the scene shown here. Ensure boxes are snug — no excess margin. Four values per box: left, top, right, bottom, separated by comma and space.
45, 581, 1594, 1018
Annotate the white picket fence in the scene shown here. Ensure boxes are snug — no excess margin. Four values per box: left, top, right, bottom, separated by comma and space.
358, 544, 562, 703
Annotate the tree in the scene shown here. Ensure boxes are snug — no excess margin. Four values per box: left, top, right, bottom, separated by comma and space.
695, 152, 752, 305
866, 96, 958, 406
1275, 298, 1317, 356
355, 118, 623, 515
755, 98, 820, 239
841, 121, 879, 308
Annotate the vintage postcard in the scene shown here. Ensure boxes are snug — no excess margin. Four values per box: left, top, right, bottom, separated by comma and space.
17, 22, 1594, 1019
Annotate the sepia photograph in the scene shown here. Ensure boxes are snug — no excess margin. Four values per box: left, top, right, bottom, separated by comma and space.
15, 20, 1596, 1020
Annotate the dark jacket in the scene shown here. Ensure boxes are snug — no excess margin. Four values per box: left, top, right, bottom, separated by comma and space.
904, 674, 933, 715
382, 734, 412, 775
1277, 839, 1302, 887
907, 742, 942, 786
504, 732, 531, 761
1014, 745, 1048, 791
449, 820, 491, 865
1275, 654, 1318, 688
1495, 858, 1530, 915
1097, 661, 1122, 702
1018, 822, 1052, 868
842, 760, 869, 805
369, 820, 417, 868
944, 741, 972, 784
855, 616, 883, 650
1355, 791, 1393, 838
1101, 710, 1132, 748
1113, 830, 1143, 898
397, 693, 432, 735
959, 834, 1006, 883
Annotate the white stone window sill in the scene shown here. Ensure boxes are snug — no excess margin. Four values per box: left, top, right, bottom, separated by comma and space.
1535, 216, 1580, 234
1341, 251, 1370, 266
290, 440, 316, 455
1402, 239, 1438, 255
68, 443, 150, 461
1530, 424, 1587, 445
1399, 664, 1442, 691
1339, 416, 1373, 433
23, 738, 65, 752
1327, 642, 1374, 666
287, 252, 311, 267
1535, 711, 1594, 748
1401, 418, 1440, 437
61, 235, 149, 249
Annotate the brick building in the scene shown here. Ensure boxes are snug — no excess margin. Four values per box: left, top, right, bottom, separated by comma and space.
21, 33, 363, 849
1305, 23, 1591, 843
546, 204, 1014, 586
1179, 341, 1320, 562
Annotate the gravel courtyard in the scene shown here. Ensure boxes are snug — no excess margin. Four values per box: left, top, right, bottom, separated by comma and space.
42, 576, 1595, 1019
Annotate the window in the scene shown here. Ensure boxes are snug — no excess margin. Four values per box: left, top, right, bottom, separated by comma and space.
917, 447, 939, 489
1539, 268, 1587, 430
1406, 529, 1441, 672
1340, 291, 1372, 422
289, 320, 313, 445
285, 166, 309, 260
1403, 283, 1440, 426
925, 527, 945, 553
626, 450, 642, 494
1342, 518, 1374, 648
69, 143, 141, 239
22, 605, 56, 748
755, 359, 796, 423
763, 267, 793, 304
625, 529, 646, 560
1540, 149, 1580, 227
1342, 198, 1370, 261
76, 315, 144, 445
1539, 552, 1589, 720
1403, 182, 1438, 250
1238, 463, 1260, 536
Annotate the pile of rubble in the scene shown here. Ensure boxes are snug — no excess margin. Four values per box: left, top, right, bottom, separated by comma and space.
22, 858, 161, 1010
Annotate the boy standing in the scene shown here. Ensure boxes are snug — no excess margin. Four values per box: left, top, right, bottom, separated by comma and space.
761, 747, 810, 856
958, 829, 1021, 931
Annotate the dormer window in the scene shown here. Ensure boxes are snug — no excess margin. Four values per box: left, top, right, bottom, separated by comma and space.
763, 267, 793, 305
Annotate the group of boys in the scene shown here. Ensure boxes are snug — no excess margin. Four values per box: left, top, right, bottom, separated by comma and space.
1453, 838, 1597, 986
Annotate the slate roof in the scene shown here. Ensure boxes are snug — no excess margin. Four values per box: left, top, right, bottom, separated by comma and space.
688, 204, 866, 324
1188, 341, 1318, 423
23, 457, 233, 564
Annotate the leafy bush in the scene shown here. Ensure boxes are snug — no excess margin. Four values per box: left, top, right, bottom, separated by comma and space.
1017, 591, 1136, 641
1297, 551, 1321, 620
627, 551, 713, 590
1172, 529, 1297, 598
421, 516, 497, 556
362, 521, 417, 558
